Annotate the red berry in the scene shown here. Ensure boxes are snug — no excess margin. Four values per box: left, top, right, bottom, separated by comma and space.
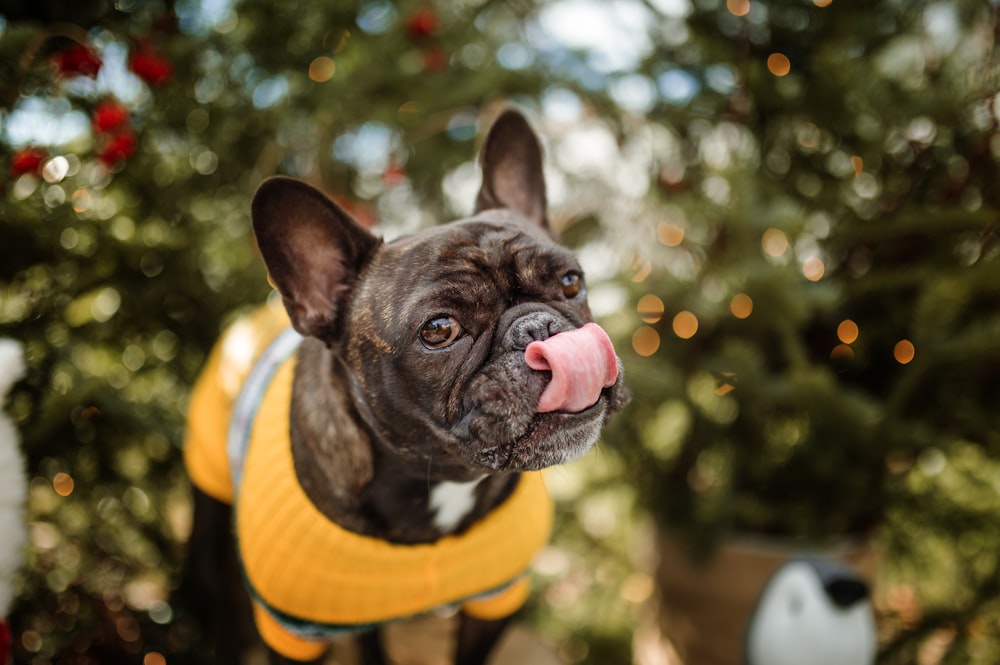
406, 7, 439, 39
129, 46, 172, 85
52, 43, 102, 78
98, 132, 136, 166
0, 619, 10, 665
421, 47, 448, 71
93, 100, 129, 133
10, 147, 46, 177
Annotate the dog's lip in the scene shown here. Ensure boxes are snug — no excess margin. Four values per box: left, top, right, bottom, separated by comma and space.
534, 395, 604, 418
487, 392, 609, 469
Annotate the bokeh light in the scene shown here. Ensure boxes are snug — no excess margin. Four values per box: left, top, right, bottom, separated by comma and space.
837, 319, 859, 344
144, 652, 166, 665
715, 372, 737, 396
762, 228, 789, 257
730, 293, 753, 319
894, 339, 916, 364
802, 256, 825, 281
632, 326, 661, 356
656, 222, 685, 247
637, 294, 665, 323
830, 343, 855, 363
767, 53, 791, 77
52, 472, 75, 497
727, 0, 750, 17
672, 311, 699, 339
631, 257, 652, 283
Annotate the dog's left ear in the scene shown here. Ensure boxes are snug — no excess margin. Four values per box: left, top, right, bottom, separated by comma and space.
474, 109, 548, 230
252, 177, 381, 340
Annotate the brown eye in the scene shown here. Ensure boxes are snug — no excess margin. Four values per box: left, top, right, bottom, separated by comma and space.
561, 273, 582, 298
419, 316, 462, 349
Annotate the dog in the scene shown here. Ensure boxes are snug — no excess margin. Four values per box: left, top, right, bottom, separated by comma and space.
182, 109, 629, 665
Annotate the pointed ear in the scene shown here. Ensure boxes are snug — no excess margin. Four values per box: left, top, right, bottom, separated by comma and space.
251, 177, 381, 339
474, 109, 548, 230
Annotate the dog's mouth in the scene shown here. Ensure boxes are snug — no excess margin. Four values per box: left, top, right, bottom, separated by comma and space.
464, 383, 620, 472
524, 322, 619, 414
453, 321, 626, 472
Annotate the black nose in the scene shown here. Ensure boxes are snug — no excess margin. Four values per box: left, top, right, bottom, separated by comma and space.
508, 312, 565, 349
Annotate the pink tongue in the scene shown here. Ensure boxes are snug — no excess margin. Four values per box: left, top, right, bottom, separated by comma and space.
524, 323, 619, 413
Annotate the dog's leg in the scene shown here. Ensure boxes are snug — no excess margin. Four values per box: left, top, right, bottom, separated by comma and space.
266, 649, 326, 665
357, 628, 389, 665
181, 487, 253, 665
454, 613, 510, 665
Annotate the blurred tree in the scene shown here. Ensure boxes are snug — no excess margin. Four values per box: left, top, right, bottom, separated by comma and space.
603, 0, 1000, 663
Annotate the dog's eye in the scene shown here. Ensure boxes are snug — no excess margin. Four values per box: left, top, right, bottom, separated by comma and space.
419, 316, 463, 349
561, 272, 583, 298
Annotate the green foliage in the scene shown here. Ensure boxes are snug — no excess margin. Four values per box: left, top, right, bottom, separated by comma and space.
612, 0, 1000, 543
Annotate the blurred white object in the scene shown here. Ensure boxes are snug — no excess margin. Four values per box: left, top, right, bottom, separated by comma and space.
745, 557, 877, 665
0, 339, 27, 664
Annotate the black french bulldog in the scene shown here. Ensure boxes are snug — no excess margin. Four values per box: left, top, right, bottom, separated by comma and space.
183, 109, 629, 665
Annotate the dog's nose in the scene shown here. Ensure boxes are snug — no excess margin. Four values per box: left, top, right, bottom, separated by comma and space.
508, 312, 565, 349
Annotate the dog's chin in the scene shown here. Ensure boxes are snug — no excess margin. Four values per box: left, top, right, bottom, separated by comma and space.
468, 396, 610, 472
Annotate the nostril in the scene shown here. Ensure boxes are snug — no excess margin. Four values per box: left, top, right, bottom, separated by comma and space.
509, 314, 564, 349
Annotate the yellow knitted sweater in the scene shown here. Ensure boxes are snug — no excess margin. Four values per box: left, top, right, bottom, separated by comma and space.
184, 303, 554, 660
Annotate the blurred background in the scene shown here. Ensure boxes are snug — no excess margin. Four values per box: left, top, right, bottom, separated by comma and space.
1, 0, 999, 663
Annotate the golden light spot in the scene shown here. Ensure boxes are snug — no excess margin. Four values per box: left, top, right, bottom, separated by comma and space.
730, 293, 753, 319
851, 155, 864, 176
631, 257, 652, 283
637, 294, 665, 323
798, 123, 820, 149
144, 653, 167, 665
837, 319, 859, 344
727, 0, 750, 16
761, 228, 789, 257
802, 256, 825, 281
894, 339, 915, 364
21, 630, 42, 653
830, 343, 854, 362
813, 0, 833, 6
53, 472, 75, 497
657, 222, 685, 247
632, 326, 660, 357
715, 372, 737, 396
672, 311, 698, 339
398, 100, 422, 117
619, 573, 654, 604
72, 188, 92, 214
308, 56, 336, 82
767, 53, 791, 77
117, 615, 140, 642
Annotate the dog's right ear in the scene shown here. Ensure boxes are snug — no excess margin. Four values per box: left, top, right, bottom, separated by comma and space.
475, 108, 549, 231
251, 177, 381, 340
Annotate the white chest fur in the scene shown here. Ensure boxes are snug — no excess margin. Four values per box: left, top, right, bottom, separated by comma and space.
429, 477, 485, 533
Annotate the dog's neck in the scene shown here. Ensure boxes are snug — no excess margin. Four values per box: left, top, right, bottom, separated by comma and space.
289, 338, 518, 544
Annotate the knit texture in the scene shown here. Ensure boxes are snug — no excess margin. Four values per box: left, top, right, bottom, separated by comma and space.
184, 304, 554, 659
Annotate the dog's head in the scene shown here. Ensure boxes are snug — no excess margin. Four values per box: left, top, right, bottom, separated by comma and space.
251, 109, 629, 473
